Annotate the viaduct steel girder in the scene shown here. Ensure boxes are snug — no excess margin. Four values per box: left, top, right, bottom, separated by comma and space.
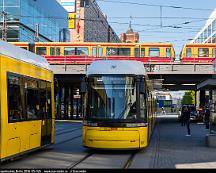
50, 63, 216, 91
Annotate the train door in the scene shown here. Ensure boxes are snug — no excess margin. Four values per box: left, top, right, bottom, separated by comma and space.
40, 81, 52, 146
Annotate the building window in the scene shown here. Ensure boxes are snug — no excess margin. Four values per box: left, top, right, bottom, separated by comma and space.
186, 48, 191, 58
149, 48, 160, 57
198, 48, 209, 57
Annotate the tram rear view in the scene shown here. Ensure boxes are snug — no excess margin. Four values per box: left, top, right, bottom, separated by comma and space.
82, 60, 155, 150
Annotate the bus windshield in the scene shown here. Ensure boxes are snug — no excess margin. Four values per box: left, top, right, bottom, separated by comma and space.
87, 75, 137, 120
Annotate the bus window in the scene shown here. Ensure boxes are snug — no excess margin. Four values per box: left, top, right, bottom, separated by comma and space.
64, 47, 75, 55
213, 48, 216, 58
92, 47, 97, 57
36, 47, 47, 55
135, 48, 140, 57
149, 48, 160, 57
186, 48, 191, 58
76, 47, 88, 56
106, 48, 130, 56
8, 75, 25, 122
46, 82, 52, 118
198, 48, 209, 57
166, 48, 171, 58
25, 79, 40, 120
141, 48, 145, 57
98, 48, 103, 57
50, 47, 55, 56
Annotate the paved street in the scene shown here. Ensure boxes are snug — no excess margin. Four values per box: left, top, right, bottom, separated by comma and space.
1, 114, 216, 169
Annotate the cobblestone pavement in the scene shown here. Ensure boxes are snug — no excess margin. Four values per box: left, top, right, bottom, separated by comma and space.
130, 114, 216, 169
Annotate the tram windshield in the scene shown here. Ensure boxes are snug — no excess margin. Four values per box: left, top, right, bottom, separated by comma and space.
87, 75, 138, 120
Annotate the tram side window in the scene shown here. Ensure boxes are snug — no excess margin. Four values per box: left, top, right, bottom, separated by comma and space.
149, 48, 160, 57
25, 80, 40, 120
186, 48, 191, 58
39, 81, 52, 119
36, 47, 47, 56
8, 75, 25, 122
198, 48, 209, 57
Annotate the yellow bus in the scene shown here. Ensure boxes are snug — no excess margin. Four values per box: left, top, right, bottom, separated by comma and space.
0, 40, 55, 161
82, 60, 156, 149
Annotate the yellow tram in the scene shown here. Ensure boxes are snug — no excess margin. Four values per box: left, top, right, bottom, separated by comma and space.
82, 60, 156, 149
0, 41, 55, 161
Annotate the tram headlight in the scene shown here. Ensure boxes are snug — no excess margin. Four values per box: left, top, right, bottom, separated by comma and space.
126, 123, 148, 127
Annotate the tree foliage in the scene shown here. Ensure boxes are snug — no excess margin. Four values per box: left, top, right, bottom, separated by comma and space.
181, 91, 195, 105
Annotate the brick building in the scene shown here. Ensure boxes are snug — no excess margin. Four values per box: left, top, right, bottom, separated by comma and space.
120, 22, 139, 43
58, 0, 120, 42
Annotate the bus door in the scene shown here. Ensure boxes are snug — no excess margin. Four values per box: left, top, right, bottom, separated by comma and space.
40, 81, 52, 146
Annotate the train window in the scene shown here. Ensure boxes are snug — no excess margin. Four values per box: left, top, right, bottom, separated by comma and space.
141, 48, 145, 57
36, 47, 47, 56
106, 48, 130, 56
198, 48, 209, 57
50, 47, 55, 56
98, 48, 103, 57
166, 48, 171, 58
92, 47, 97, 57
149, 48, 159, 57
186, 48, 191, 58
8, 75, 26, 122
56, 47, 61, 55
76, 47, 88, 56
135, 48, 140, 57
213, 49, 216, 58
64, 47, 75, 55
25, 80, 40, 120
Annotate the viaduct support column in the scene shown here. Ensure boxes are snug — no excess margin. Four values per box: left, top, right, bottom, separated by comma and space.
199, 90, 206, 108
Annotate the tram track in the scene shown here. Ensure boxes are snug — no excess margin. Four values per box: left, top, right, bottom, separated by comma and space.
55, 135, 82, 145
55, 127, 82, 136
67, 152, 95, 169
123, 151, 138, 169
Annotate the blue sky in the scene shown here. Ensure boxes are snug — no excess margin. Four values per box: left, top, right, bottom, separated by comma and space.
97, 0, 216, 58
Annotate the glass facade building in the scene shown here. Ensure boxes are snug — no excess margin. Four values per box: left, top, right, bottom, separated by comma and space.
192, 8, 216, 44
0, 0, 69, 42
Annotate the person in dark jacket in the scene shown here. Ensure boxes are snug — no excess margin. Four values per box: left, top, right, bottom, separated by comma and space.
185, 106, 191, 136
181, 106, 187, 126
204, 106, 210, 129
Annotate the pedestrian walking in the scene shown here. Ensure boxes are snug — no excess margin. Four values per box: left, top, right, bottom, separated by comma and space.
185, 106, 191, 136
204, 106, 210, 129
181, 106, 187, 126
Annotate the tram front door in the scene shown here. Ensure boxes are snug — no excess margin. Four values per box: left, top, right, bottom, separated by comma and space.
40, 82, 52, 146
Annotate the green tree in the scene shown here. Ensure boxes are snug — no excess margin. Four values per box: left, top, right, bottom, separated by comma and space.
181, 91, 195, 105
